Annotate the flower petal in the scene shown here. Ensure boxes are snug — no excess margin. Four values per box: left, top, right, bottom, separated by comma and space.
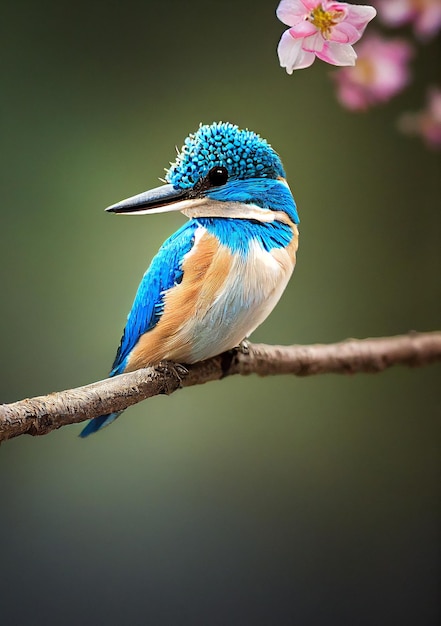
293, 48, 316, 70
333, 70, 368, 110
345, 4, 377, 36
276, 0, 309, 26
324, 2, 348, 17
331, 21, 360, 44
277, 30, 308, 72
289, 20, 318, 38
376, 0, 413, 27
278, 29, 316, 72
300, 0, 320, 10
316, 41, 357, 66
302, 31, 325, 52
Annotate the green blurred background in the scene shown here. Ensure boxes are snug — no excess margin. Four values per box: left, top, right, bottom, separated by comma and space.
1, 1, 440, 624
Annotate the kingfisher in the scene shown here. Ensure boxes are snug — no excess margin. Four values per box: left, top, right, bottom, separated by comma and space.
80, 122, 299, 437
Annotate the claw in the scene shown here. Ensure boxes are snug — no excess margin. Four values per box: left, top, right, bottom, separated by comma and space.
237, 339, 250, 355
156, 361, 189, 394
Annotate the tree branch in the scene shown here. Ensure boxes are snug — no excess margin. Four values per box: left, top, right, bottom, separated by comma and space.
1, 331, 440, 442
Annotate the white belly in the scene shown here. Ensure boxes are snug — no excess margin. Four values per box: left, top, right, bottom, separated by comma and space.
182, 238, 296, 363
126, 224, 298, 370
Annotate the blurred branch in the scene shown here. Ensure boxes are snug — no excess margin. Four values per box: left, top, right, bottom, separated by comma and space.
1, 331, 440, 442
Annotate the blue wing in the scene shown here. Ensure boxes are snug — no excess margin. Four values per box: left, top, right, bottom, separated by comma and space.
79, 220, 197, 438
110, 220, 198, 376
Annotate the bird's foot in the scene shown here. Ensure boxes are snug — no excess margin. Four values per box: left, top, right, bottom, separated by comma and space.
156, 361, 189, 394
219, 340, 250, 377
237, 339, 250, 355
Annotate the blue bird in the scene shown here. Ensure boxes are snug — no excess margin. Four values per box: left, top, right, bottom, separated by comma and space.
80, 122, 299, 437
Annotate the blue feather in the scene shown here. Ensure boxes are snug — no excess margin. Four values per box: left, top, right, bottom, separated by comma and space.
79, 412, 121, 437
110, 220, 198, 376
167, 122, 285, 189
79, 221, 197, 438
206, 178, 299, 224
196, 217, 294, 256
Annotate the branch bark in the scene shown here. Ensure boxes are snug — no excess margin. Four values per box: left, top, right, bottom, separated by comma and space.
1, 331, 440, 442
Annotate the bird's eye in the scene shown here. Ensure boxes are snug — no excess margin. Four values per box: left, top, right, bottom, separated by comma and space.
208, 166, 228, 187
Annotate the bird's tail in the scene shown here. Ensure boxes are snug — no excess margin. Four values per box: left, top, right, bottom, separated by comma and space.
79, 412, 122, 438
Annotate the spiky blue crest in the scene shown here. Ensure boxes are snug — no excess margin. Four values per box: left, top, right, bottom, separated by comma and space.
166, 122, 286, 189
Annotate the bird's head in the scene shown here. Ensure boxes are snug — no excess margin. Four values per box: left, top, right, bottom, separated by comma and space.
106, 122, 299, 225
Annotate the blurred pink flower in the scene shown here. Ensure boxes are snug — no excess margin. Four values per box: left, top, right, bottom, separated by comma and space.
399, 87, 441, 148
332, 33, 413, 110
375, 0, 441, 40
277, 0, 377, 73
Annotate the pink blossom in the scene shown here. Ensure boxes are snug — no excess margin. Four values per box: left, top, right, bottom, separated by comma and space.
332, 33, 413, 110
277, 0, 377, 73
399, 87, 441, 149
375, 0, 441, 40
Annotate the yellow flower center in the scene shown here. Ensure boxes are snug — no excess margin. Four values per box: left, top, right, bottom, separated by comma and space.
309, 5, 344, 39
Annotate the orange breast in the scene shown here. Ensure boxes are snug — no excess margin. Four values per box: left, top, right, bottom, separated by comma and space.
125, 230, 232, 370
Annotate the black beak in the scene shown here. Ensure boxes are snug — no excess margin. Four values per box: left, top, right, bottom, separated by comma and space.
105, 183, 190, 215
